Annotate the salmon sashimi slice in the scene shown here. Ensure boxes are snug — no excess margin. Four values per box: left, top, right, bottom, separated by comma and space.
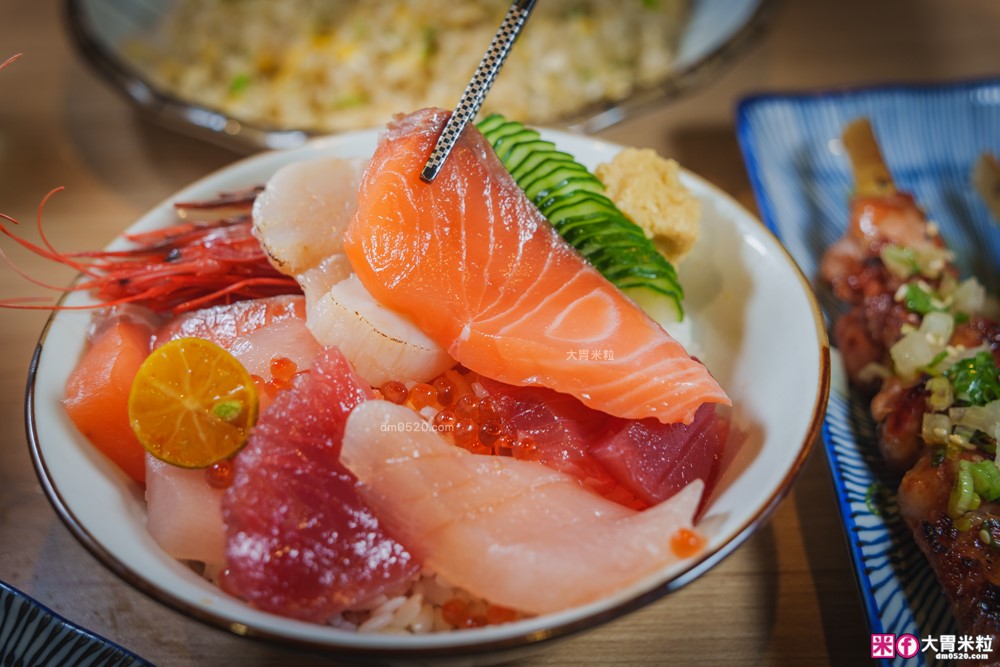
344, 108, 729, 425
222, 348, 418, 622
341, 400, 703, 615
64, 314, 154, 483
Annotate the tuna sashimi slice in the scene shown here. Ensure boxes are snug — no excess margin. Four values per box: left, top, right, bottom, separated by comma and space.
222, 348, 418, 622
590, 403, 728, 508
341, 400, 703, 616
478, 377, 645, 508
344, 108, 729, 425
481, 377, 728, 509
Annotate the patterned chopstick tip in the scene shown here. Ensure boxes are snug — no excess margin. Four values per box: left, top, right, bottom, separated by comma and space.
421, 0, 536, 183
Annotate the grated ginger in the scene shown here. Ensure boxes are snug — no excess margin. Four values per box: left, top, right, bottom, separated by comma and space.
595, 148, 700, 263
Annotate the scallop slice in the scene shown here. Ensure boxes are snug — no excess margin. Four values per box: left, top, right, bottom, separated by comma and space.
309, 274, 455, 387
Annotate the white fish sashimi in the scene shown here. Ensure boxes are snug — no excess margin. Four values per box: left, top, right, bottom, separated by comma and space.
145, 454, 226, 566
227, 317, 322, 379
310, 275, 454, 386
341, 401, 703, 615
253, 156, 454, 384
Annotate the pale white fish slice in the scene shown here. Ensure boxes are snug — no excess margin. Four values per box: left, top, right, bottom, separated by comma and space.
310, 275, 454, 386
145, 454, 225, 567
341, 400, 703, 616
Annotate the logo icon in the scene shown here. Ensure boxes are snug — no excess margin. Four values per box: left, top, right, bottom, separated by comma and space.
896, 634, 919, 658
871, 633, 896, 658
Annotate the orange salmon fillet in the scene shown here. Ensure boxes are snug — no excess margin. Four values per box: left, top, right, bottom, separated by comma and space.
344, 109, 729, 424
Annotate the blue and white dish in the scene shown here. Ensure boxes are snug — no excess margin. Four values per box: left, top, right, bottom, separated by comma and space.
737, 78, 1000, 666
0, 580, 150, 666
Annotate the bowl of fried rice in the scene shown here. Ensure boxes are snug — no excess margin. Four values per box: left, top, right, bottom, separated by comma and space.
65, 0, 774, 151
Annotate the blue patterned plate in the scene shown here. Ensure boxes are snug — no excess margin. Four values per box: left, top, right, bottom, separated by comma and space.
736, 79, 1000, 666
0, 580, 150, 666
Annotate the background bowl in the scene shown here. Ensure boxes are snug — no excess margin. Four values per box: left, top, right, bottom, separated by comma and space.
64, 0, 774, 152
28, 128, 827, 660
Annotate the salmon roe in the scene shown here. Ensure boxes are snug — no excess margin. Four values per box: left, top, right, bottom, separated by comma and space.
453, 418, 479, 447
381, 368, 541, 460
408, 383, 438, 410
380, 380, 408, 404
670, 528, 705, 558
432, 376, 455, 406
269, 356, 297, 383
205, 459, 235, 489
441, 599, 486, 628
454, 394, 479, 420
433, 409, 457, 434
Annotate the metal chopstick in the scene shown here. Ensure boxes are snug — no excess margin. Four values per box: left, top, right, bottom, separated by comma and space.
420, 0, 537, 183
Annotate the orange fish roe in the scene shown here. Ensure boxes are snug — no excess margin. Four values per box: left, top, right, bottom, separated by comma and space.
454, 394, 479, 420
670, 527, 705, 559
251, 374, 277, 405
512, 435, 539, 461
441, 598, 486, 628
380, 380, 408, 404
378, 368, 541, 459
269, 356, 298, 383
477, 396, 497, 422
478, 420, 503, 447
433, 409, 457, 434
408, 382, 438, 410
205, 459, 236, 489
453, 418, 479, 448
432, 376, 455, 406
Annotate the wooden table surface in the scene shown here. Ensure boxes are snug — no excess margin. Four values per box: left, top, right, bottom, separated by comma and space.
1, 1, 999, 665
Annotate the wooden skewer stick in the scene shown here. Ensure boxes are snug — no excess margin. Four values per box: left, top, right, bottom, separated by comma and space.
842, 118, 896, 197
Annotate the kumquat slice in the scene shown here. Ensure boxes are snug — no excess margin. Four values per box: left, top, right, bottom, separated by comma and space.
128, 337, 258, 468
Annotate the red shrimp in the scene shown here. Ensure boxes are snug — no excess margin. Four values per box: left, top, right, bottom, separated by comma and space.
0, 187, 300, 315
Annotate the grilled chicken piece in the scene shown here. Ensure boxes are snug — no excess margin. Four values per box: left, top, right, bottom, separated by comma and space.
899, 452, 1000, 645
822, 119, 1000, 654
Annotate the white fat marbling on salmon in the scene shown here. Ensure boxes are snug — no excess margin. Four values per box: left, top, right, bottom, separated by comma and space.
344, 109, 729, 424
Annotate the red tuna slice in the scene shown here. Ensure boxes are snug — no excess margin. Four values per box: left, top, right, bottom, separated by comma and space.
590, 403, 728, 509
481, 377, 728, 510
221, 347, 418, 622
479, 377, 646, 509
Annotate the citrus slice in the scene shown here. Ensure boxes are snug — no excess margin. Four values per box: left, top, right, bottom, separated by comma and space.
128, 337, 258, 468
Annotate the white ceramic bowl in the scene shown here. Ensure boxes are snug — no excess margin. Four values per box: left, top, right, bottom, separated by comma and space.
27, 129, 828, 660
64, 0, 775, 151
